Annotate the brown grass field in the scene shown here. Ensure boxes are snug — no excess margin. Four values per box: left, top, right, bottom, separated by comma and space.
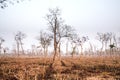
0, 56, 120, 80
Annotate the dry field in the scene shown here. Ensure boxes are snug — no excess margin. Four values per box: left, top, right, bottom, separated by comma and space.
0, 56, 120, 80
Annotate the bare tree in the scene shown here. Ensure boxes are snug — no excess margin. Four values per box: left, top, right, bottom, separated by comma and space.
96, 33, 111, 51
96, 32, 115, 56
0, 37, 5, 54
63, 25, 75, 55
70, 33, 78, 57
45, 8, 64, 61
76, 36, 89, 55
113, 33, 117, 47
71, 45, 76, 57
37, 31, 52, 57
15, 31, 26, 56
96, 33, 105, 52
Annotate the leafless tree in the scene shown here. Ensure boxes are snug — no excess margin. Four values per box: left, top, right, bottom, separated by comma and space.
96, 33, 105, 52
0, 37, 5, 54
96, 33, 112, 51
76, 36, 89, 55
63, 25, 75, 55
15, 31, 26, 56
96, 32, 116, 56
37, 31, 52, 57
70, 33, 78, 57
45, 8, 64, 61
113, 33, 118, 47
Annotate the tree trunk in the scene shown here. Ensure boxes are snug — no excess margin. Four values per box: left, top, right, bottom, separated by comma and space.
105, 42, 107, 55
44, 47, 46, 57
45, 46, 48, 57
58, 42, 61, 60
80, 45, 83, 55
72, 46, 76, 57
89, 42, 93, 53
101, 42, 104, 52
20, 40, 24, 54
66, 41, 68, 55
53, 18, 57, 62
17, 42, 19, 56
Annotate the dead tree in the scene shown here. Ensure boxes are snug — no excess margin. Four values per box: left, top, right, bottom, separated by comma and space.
96, 32, 115, 56
70, 34, 78, 57
37, 31, 52, 57
76, 36, 89, 55
63, 25, 75, 56
96, 33, 105, 52
15, 31, 26, 56
45, 8, 64, 61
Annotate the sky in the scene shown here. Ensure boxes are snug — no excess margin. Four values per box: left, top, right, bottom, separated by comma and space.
0, 0, 120, 52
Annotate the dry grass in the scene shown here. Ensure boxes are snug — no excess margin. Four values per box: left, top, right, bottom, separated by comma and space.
0, 56, 120, 80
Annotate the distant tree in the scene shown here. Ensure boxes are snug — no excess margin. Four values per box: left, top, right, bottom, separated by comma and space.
96, 33, 105, 52
104, 33, 111, 50
63, 25, 75, 55
3, 47, 9, 55
109, 43, 115, 49
15, 31, 26, 56
96, 32, 116, 56
109, 43, 115, 55
0, 37, 5, 54
76, 36, 89, 55
70, 33, 78, 57
113, 33, 117, 47
71, 45, 76, 57
96, 32, 113, 51
37, 31, 52, 57
31, 44, 36, 56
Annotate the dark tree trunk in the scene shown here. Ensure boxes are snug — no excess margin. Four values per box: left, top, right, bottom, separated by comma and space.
53, 18, 57, 62
80, 45, 83, 55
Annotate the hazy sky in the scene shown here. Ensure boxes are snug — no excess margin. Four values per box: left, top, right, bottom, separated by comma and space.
0, 0, 120, 51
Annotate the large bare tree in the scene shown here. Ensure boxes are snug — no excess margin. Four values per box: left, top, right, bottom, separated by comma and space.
15, 31, 26, 56
46, 8, 76, 61
46, 8, 64, 61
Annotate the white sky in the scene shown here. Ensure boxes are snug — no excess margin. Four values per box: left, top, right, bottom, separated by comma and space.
0, 0, 120, 52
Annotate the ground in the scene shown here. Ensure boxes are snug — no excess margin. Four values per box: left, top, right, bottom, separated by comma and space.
0, 56, 120, 80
